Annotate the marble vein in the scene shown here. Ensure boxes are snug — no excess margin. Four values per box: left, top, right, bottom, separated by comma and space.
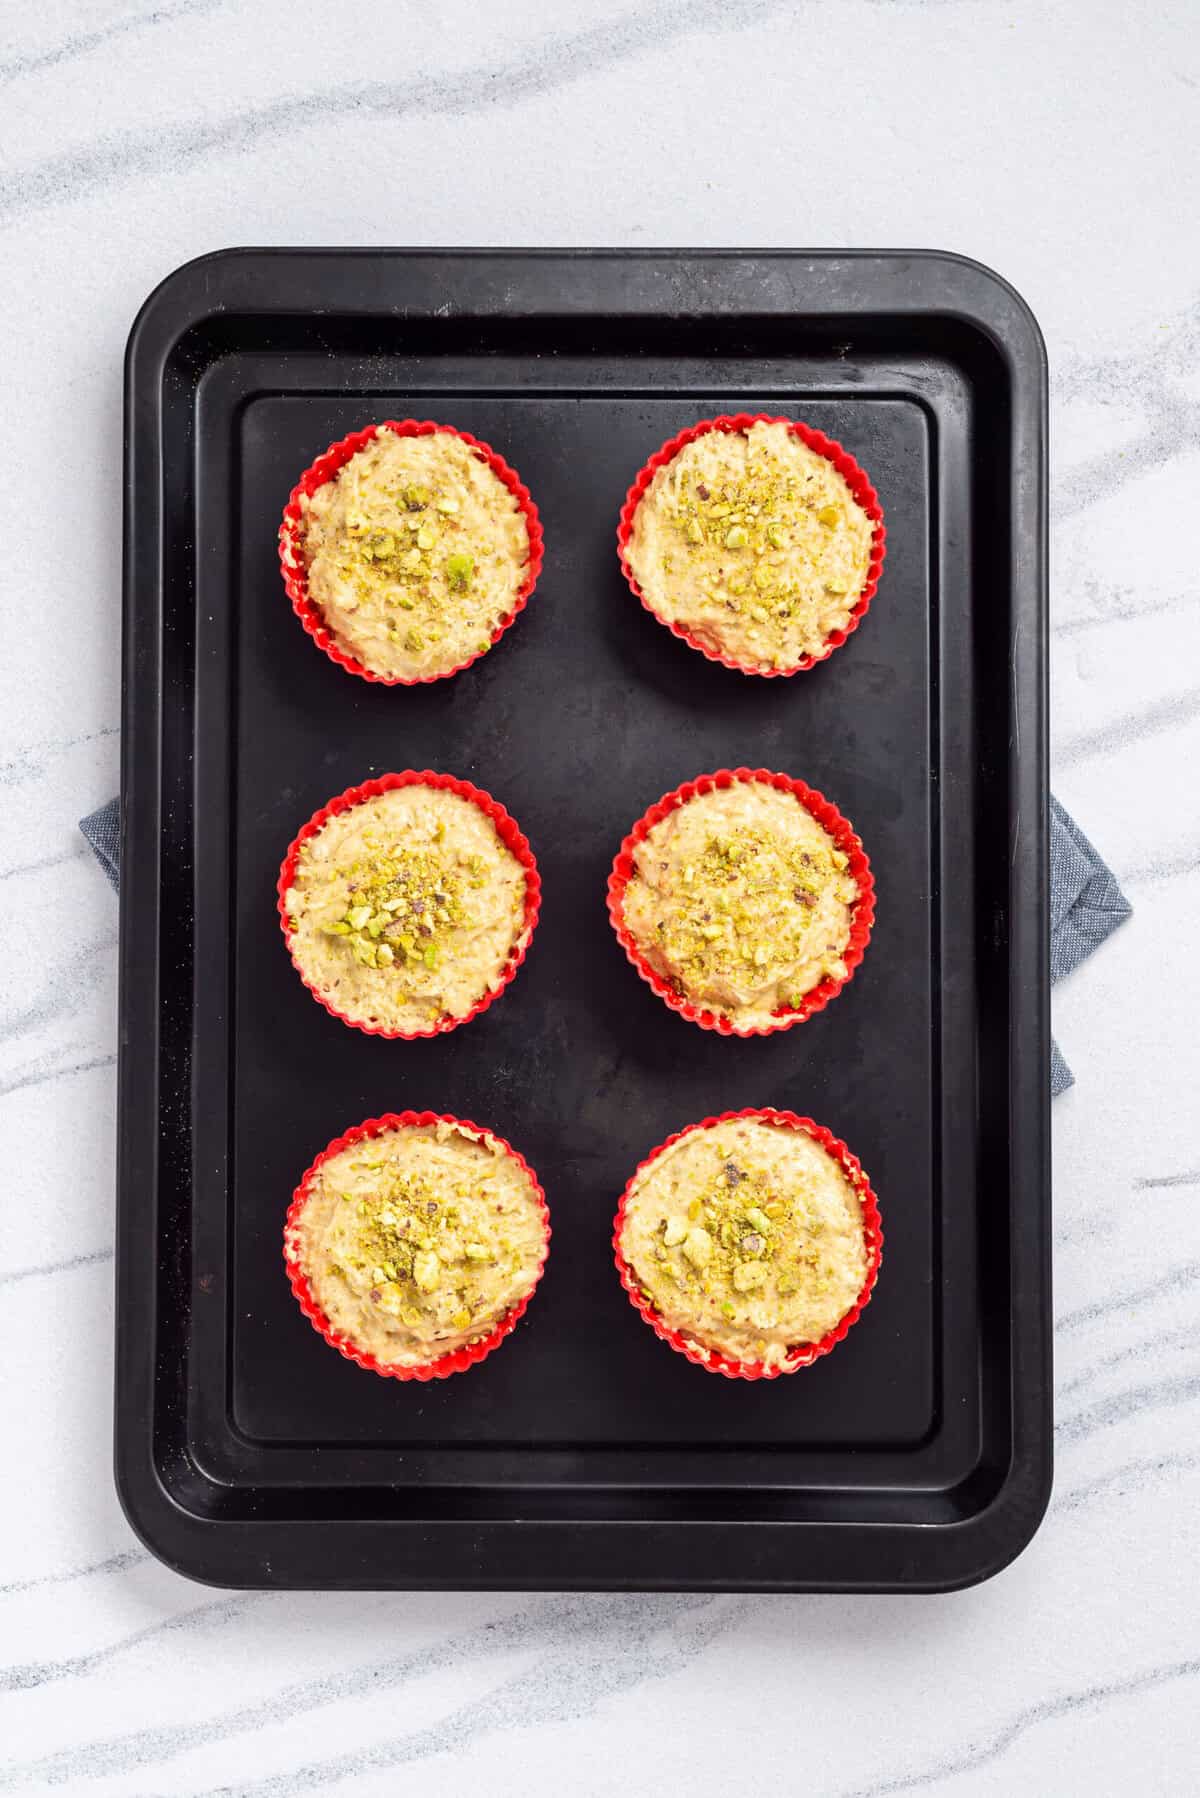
0, 1050, 117, 1102
0, 727, 117, 791
1122, 844, 1200, 887
1057, 1320, 1196, 1401
0, 1247, 114, 1291
0, 0, 223, 87
842, 1658, 1200, 1798
1134, 1170, 1200, 1190
0, 1593, 263, 1696
0, 0, 797, 228
199, 1595, 743, 1798
1056, 1450, 1200, 1514
1053, 588, 1199, 639
1056, 1259, 1200, 1335
0, 1549, 147, 1599
0, 1595, 735, 1791
0, 844, 88, 885
0, 933, 117, 1045
1055, 1207, 1117, 1247
1054, 684, 1200, 771
1052, 297, 1200, 521
1055, 1371, 1200, 1449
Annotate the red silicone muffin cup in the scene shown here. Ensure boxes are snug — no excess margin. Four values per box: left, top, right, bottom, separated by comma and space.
284, 1110, 551, 1382
607, 767, 875, 1037
277, 770, 541, 1040
617, 413, 886, 677
613, 1107, 882, 1381
278, 419, 545, 684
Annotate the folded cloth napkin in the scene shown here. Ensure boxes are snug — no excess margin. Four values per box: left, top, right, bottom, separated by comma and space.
1047, 796, 1132, 1093
81, 796, 120, 891
80, 793, 1130, 1094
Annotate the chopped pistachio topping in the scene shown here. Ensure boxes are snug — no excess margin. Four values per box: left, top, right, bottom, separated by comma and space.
324, 845, 467, 971
646, 824, 839, 992
648, 1157, 829, 1307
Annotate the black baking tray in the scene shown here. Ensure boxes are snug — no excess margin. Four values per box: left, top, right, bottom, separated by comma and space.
116, 249, 1050, 1591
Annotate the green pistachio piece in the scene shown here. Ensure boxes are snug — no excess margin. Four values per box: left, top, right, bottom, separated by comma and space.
682, 1226, 712, 1268
412, 1251, 440, 1292
446, 551, 475, 591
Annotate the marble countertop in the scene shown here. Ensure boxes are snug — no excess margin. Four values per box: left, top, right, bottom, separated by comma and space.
2, 0, 1197, 1791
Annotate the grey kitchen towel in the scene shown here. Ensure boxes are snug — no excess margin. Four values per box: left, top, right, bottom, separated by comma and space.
1047, 795, 1132, 1093
79, 794, 1131, 1094
81, 796, 120, 891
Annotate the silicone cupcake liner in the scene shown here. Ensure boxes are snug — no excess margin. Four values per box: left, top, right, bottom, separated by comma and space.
613, 1107, 882, 1381
277, 770, 541, 1040
607, 767, 875, 1037
285, 1111, 551, 1383
278, 419, 545, 684
616, 413, 886, 676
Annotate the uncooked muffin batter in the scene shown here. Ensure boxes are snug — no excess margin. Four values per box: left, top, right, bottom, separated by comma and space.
620, 779, 859, 1031
291, 428, 531, 680
289, 1119, 546, 1370
284, 784, 528, 1034
625, 420, 873, 671
619, 1115, 870, 1370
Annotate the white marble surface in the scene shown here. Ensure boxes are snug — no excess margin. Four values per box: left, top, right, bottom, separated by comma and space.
2, 0, 1198, 1791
